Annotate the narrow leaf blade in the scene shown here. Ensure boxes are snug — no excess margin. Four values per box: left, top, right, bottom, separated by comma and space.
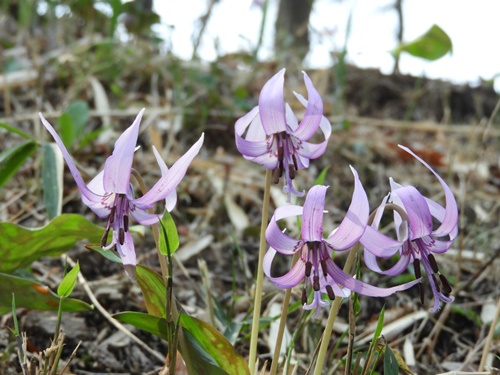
57, 261, 80, 297
0, 140, 37, 189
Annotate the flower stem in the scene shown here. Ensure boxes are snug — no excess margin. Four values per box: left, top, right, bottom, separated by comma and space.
269, 252, 300, 375
478, 296, 500, 371
313, 246, 359, 375
249, 169, 272, 374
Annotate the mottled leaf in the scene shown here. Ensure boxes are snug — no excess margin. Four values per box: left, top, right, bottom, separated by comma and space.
136, 264, 166, 318
0, 273, 92, 312
42, 142, 63, 219
180, 313, 250, 375
0, 214, 103, 273
0, 140, 37, 189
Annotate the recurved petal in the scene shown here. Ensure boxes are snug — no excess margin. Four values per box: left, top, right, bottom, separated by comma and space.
325, 257, 420, 297
360, 226, 403, 258
364, 250, 411, 276
324, 167, 369, 250
390, 181, 433, 239
235, 135, 271, 158
301, 185, 328, 242
129, 203, 161, 225
258, 69, 287, 135
234, 106, 259, 136
116, 231, 137, 267
103, 109, 144, 194
291, 71, 323, 140
243, 151, 278, 170
263, 247, 306, 289
398, 145, 458, 238
39, 113, 103, 204
152, 146, 177, 212
135, 133, 204, 205
425, 197, 458, 240
266, 205, 304, 254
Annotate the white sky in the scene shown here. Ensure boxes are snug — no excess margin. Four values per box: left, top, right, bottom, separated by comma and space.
153, 0, 500, 91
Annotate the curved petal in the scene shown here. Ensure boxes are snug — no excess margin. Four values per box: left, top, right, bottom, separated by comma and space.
428, 237, 454, 254
324, 167, 369, 250
325, 258, 420, 297
301, 185, 328, 241
103, 109, 144, 194
79, 170, 113, 218
234, 106, 259, 136
360, 226, 403, 258
235, 135, 272, 157
129, 203, 161, 225
152, 146, 177, 212
266, 205, 304, 254
391, 182, 433, 240
291, 72, 323, 140
285, 103, 299, 132
243, 152, 278, 170
425, 197, 458, 240
116, 231, 137, 267
364, 250, 411, 276
258, 69, 287, 135
263, 247, 305, 289
135, 134, 204, 205
297, 138, 328, 161
398, 145, 458, 238
39, 113, 103, 203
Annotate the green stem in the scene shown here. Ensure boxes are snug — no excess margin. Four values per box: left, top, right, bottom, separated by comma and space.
269, 252, 300, 375
248, 169, 272, 374
313, 245, 358, 375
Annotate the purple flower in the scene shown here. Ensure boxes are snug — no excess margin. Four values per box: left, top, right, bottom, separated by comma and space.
39, 109, 204, 269
263, 168, 421, 316
361, 145, 459, 312
235, 68, 331, 201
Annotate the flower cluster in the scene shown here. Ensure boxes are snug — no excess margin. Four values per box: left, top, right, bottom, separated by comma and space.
235, 69, 459, 314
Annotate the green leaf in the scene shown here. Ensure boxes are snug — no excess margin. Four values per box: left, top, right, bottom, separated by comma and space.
394, 24, 452, 61
42, 142, 63, 219
158, 211, 179, 256
65, 101, 90, 141
374, 305, 386, 340
136, 265, 166, 318
180, 314, 250, 375
57, 261, 80, 297
58, 113, 75, 149
113, 312, 234, 375
383, 344, 399, 375
85, 244, 123, 263
0, 123, 34, 140
0, 273, 92, 312
0, 214, 103, 273
0, 140, 38, 189
113, 311, 171, 339
314, 166, 330, 186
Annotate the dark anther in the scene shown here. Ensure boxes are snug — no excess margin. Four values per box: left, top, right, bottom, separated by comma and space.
439, 274, 452, 295
428, 254, 439, 273
100, 228, 110, 247
320, 259, 328, 277
109, 206, 116, 224
119, 228, 125, 245
326, 285, 335, 300
413, 259, 421, 279
289, 164, 296, 180
123, 215, 129, 232
305, 261, 313, 277
278, 145, 284, 163
418, 283, 425, 305
301, 288, 308, 305
313, 276, 320, 291
292, 154, 298, 171
273, 168, 280, 184
431, 274, 440, 293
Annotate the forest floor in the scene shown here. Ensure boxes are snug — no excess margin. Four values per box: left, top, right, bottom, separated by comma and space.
1, 36, 500, 374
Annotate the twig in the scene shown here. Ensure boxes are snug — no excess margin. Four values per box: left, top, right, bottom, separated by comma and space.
64, 256, 165, 363
478, 296, 500, 371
